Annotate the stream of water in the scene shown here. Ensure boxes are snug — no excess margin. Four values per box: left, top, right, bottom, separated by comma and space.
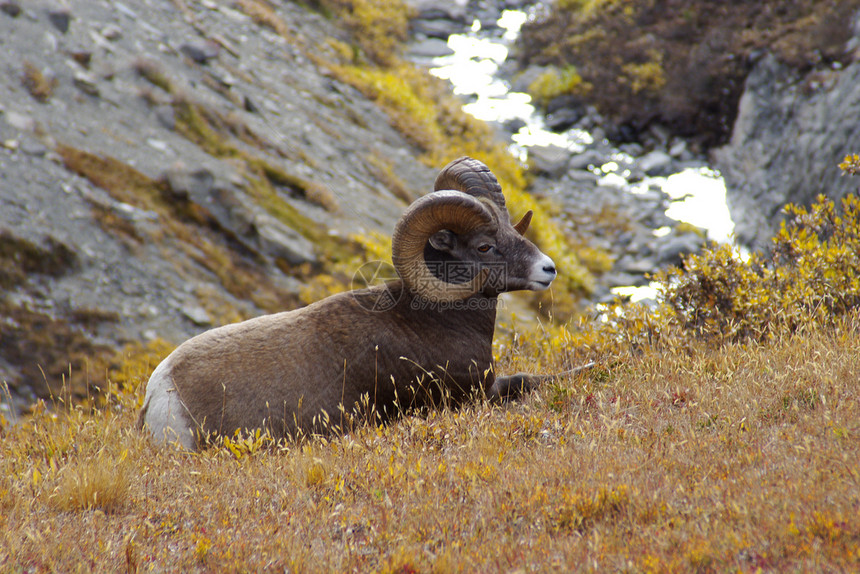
427, 8, 735, 247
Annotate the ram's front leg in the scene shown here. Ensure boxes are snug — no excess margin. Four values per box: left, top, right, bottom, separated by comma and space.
488, 362, 597, 404
488, 373, 544, 403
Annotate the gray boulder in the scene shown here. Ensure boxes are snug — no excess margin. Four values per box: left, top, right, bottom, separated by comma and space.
713, 53, 860, 248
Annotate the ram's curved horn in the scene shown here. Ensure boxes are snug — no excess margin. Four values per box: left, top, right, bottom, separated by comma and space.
513, 210, 533, 236
392, 190, 497, 303
434, 156, 506, 212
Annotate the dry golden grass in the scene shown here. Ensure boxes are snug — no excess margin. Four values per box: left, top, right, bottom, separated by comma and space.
1, 310, 857, 572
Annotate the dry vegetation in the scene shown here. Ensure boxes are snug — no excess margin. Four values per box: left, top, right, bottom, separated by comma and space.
2, 192, 859, 571
0, 311, 857, 572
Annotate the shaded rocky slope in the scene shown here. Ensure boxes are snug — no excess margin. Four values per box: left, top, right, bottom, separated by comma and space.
513, 0, 860, 249
515, 0, 860, 148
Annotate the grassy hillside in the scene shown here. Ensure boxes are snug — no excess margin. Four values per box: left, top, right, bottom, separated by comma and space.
2, 188, 858, 571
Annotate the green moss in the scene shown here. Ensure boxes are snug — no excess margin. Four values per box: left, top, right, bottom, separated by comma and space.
172, 99, 239, 159
621, 50, 666, 95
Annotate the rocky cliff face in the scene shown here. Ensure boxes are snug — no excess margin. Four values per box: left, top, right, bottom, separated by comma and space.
0, 0, 437, 407
713, 49, 860, 248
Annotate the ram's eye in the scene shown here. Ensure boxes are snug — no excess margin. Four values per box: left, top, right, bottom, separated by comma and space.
477, 244, 492, 253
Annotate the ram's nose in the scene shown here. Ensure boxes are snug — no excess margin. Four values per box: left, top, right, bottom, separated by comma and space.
528, 254, 557, 291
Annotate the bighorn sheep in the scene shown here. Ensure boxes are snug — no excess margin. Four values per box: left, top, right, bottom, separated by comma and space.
138, 157, 557, 449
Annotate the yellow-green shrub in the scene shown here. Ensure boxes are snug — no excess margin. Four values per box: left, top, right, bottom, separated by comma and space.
657, 194, 860, 343
527, 65, 591, 108
315, 0, 412, 66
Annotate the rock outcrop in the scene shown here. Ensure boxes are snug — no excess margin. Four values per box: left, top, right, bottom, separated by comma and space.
714, 52, 860, 248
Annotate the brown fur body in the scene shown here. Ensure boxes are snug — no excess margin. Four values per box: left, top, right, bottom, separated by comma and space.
138, 281, 499, 445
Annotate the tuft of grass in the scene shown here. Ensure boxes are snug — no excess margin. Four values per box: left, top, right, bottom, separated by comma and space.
22, 60, 57, 103
53, 455, 130, 514
236, 0, 293, 39
367, 152, 419, 204
133, 58, 174, 93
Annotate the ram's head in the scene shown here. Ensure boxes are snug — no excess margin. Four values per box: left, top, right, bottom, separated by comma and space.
392, 157, 557, 302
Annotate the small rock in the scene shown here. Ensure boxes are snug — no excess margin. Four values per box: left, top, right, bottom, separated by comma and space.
5, 111, 36, 132
255, 214, 316, 265
545, 94, 585, 132
565, 169, 600, 185
2, 139, 19, 151
73, 70, 100, 96
209, 71, 236, 87
619, 142, 644, 157
20, 140, 48, 156
407, 38, 454, 59
163, 167, 215, 201
406, 0, 467, 22
568, 149, 606, 171
502, 117, 526, 135
411, 18, 462, 40
668, 139, 687, 158
182, 304, 211, 326
529, 144, 571, 179
243, 96, 259, 114
146, 138, 169, 152
47, 8, 71, 33
619, 257, 657, 275
601, 271, 644, 288
68, 49, 93, 69
154, 105, 176, 130
638, 150, 675, 177
0, 1, 22, 18
545, 107, 583, 132
180, 40, 220, 64
100, 23, 123, 41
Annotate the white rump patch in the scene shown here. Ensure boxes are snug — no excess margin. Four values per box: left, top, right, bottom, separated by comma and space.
141, 358, 197, 450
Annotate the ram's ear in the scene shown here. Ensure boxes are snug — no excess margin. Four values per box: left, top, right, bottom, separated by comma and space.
513, 210, 533, 236
428, 229, 457, 253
